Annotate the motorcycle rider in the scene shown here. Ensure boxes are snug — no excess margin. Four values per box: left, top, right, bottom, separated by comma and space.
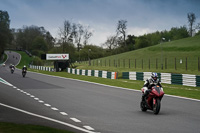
142, 72, 163, 101
10, 64, 15, 70
22, 65, 27, 71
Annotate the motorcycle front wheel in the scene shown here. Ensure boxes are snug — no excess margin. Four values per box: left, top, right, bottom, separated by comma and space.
140, 100, 147, 112
153, 98, 161, 115
22, 73, 26, 77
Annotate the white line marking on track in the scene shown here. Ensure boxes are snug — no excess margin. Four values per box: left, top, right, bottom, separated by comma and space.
70, 118, 81, 123
60, 112, 68, 115
30, 95, 35, 98
34, 98, 39, 100
38, 100, 44, 103
51, 107, 58, 111
0, 102, 96, 133
13, 86, 17, 88
83, 126, 95, 131
44, 104, 51, 107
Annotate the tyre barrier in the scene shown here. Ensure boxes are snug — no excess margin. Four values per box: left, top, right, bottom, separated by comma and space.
30, 65, 55, 72
67, 68, 118, 79
122, 72, 200, 87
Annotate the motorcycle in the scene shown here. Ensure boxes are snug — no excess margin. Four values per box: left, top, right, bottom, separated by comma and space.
11, 68, 14, 74
22, 69, 27, 77
140, 85, 164, 114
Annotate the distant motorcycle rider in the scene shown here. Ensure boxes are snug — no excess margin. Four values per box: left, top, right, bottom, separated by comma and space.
142, 72, 163, 101
22, 65, 27, 71
9, 64, 15, 70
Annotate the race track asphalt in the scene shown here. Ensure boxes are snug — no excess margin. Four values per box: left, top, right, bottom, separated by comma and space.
0, 51, 200, 133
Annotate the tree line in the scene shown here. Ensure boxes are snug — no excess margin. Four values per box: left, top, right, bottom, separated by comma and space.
0, 10, 12, 58
103, 12, 200, 56
0, 10, 200, 64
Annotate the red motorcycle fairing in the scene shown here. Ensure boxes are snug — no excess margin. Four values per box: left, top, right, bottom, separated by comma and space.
146, 86, 164, 109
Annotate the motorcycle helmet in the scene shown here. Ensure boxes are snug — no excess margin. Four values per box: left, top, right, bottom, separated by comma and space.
151, 72, 158, 81
24, 65, 26, 67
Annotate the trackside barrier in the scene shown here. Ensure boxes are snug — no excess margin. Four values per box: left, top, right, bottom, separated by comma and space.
67, 68, 118, 79
30, 65, 55, 72
122, 71, 200, 87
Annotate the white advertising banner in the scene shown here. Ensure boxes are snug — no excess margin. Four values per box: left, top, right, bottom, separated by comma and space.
46, 54, 69, 60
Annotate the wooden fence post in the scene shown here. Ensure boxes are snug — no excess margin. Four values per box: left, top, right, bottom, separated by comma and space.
175, 57, 176, 70
135, 59, 136, 69
149, 59, 150, 69
198, 57, 200, 71
186, 57, 187, 71
156, 58, 157, 69
123, 59, 125, 68
142, 59, 143, 69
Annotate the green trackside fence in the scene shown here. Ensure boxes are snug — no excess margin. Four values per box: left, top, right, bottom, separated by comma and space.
122, 71, 200, 87
67, 68, 118, 79
30, 65, 55, 72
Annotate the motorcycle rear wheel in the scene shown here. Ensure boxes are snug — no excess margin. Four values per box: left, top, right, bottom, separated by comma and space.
153, 98, 161, 115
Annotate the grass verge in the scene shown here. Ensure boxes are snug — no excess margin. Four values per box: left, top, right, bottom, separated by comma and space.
0, 122, 73, 133
0, 53, 7, 64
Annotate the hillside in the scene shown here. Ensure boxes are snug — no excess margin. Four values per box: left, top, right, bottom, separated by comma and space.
76, 35, 200, 75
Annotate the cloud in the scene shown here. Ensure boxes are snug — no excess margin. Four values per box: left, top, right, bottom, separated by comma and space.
128, 27, 155, 36
1, 0, 200, 47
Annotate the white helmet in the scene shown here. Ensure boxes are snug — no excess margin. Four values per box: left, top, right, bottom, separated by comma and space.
151, 72, 158, 81
24, 65, 26, 67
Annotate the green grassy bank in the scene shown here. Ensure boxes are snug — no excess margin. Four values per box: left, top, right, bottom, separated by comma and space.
76, 36, 200, 76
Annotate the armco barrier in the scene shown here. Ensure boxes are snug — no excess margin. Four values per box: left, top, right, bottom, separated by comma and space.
30, 65, 54, 72
67, 68, 117, 79
122, 71, 200, 87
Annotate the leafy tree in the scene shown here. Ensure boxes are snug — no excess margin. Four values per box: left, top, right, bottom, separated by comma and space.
135, 36, 149, 49
169, 26, 189, 40
31, 36, 48, 56
78, 45, 105, 61
125, 35, 136, 51
15, 25, 53, 53
0, 10, 11, 56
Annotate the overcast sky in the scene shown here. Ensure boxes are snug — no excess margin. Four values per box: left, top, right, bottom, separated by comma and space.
1, 0, 200, 46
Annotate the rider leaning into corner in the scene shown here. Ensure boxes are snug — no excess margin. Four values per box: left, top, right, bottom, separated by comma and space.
141, 72, 163, 101
9, 64, 15, 70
